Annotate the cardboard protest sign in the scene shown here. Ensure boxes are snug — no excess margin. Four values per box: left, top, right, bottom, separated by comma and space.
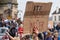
23, 1, 52, 34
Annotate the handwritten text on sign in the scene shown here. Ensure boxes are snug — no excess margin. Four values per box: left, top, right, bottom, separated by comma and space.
30, 21, 44, 27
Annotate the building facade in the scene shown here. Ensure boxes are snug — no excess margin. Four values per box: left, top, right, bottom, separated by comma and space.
0, 0, 18, 19
48, 16, 53, 29
52, 8, 60, 25
23, 1, 52, 34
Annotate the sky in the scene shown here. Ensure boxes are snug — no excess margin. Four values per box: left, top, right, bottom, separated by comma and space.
17, 0, 60, 21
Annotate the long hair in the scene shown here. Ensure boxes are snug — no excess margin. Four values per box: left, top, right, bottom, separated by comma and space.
46, 31, 51, 38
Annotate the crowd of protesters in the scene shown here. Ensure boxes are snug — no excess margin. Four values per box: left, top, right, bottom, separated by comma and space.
1, 18, 60, 40
21, 23, 60, 40
0, 18, 23, 40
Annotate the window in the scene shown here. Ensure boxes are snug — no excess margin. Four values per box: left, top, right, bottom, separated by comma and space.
8, 0, 12, 9
37, 6, 41, 11
7, 4, 12, 9
34, 6, 42, 11
54, 16, 56, 21
59, 16, 60, 21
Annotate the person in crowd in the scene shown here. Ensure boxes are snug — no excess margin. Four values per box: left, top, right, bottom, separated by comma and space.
25, 35, 31, 40
45, 31, 52, 40
48, 24, 54, 32
6, 22, 20, 40
1, 22, 9, 33
32, 24, 39, 40
54, 23, 60, 31
42, 31, 47, 40
9, 23, 17, 38
33, 24, 39, 34
6, 32, 20, 40
38, 32, 44, 40
6, 22, 11, 29
32, 33, 39, 40
15, 21, 19, 30
16, 18, 22, 25
11, 20, 14, 24
18, 23, 23, 40
12, 20, 18, 30
54, 30, 58, 40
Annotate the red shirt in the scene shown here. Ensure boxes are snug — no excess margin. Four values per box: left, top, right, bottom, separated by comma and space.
18, 27, 23, 34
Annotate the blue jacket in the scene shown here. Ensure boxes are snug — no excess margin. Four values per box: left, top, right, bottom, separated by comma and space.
46, 37, 52, 40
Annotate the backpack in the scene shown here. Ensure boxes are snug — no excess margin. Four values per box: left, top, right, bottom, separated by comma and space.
9, 27, 17, 37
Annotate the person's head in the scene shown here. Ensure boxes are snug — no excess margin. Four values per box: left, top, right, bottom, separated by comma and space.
19, 24, 23, 27
25, 35, 30, 39
46, 31, 52, 37
57, 23, 60, 27
54, 31, 58, 37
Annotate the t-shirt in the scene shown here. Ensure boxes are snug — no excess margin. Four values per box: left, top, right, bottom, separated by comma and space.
18, 27, 23, 34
